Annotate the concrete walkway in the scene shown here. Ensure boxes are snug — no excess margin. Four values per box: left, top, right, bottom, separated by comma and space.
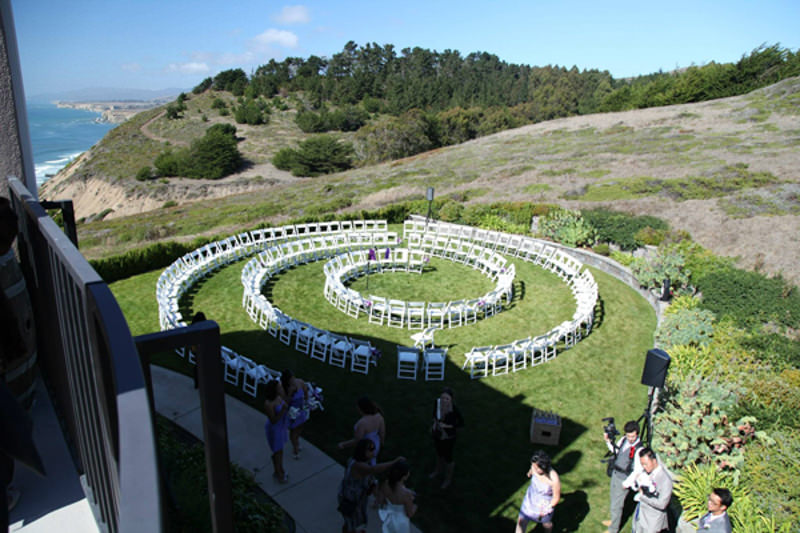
152, 366, 421, 533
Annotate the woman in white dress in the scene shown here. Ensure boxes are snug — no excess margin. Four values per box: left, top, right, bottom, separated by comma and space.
378, 460, 416, 533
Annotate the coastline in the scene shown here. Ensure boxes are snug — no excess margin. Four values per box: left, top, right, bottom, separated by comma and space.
55, 99, 167, 123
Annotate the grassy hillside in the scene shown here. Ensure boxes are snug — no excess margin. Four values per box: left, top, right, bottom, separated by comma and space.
52, 77, 800, 283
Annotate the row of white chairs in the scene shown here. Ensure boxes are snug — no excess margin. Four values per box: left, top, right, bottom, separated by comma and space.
157, 220, 391, 381
320, 246, 514, 329
405, 219, 599, 378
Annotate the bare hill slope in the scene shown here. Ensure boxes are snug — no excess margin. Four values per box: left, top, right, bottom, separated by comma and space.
45, 78, 800, 283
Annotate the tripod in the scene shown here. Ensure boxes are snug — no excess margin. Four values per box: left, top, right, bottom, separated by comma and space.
636, 387, 657, 448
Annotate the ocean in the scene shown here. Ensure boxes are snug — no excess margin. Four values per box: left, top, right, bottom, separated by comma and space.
26, 102, 116, 186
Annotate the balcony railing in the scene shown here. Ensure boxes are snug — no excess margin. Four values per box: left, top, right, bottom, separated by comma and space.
8, 177, 163, 533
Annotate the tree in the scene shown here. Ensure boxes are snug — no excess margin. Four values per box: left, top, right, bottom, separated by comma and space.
272, 135, 354, 177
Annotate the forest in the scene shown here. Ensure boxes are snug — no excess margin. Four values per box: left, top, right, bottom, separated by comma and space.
185, 42, 800, 176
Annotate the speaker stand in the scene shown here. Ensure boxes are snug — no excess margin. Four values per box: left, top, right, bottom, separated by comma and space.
636, 387, 656, 448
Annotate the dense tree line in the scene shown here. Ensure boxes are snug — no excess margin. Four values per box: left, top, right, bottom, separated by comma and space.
192, 42, 800, 173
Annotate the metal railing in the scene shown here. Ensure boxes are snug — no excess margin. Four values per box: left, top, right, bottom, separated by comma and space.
8, 177, 162, 533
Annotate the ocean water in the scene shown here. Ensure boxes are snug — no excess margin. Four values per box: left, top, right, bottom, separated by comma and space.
26, 102, 115, 186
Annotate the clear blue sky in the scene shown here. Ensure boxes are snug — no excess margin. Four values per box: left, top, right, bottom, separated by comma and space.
11, 0, 800, 97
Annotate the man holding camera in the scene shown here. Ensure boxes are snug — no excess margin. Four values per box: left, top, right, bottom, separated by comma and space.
603, 420, 643, 533
632, 447, 673, 532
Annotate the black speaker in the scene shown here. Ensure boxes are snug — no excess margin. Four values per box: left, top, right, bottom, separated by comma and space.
641, 349, 670, 388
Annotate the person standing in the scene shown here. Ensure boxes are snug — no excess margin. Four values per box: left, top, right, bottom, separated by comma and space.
515, 450, 561, 533
697, 488, 733, 532
603, 420, 644, 532
263, 380, 289, 483
337, 438, 404, 533
280, 369, 309, 459
338, 396, 386, 465
429, 387, 464, 489
377, 460, 417, 533
633, 448, 673, 533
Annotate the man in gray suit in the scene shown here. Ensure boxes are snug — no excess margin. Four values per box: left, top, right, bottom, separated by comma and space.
633, 448, 673, 533
696, 488, 733, 532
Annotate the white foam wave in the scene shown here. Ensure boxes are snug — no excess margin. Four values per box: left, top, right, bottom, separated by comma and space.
35, 150, 84, 185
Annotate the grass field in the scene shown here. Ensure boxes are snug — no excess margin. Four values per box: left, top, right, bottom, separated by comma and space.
111, 249, 656, 533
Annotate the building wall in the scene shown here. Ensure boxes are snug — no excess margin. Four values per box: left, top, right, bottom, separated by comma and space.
0, 0, 37, 200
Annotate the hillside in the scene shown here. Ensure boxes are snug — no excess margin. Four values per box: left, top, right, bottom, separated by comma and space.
41, 77, 800, 284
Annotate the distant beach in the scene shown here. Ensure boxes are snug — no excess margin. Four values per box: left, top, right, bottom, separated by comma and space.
26, 102, 116, 186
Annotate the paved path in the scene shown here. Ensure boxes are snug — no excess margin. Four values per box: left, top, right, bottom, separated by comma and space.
152, 366, 421, 533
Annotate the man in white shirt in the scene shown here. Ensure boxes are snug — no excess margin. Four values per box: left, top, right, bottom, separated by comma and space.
696, 488, 733, 532
633, 448, 673, 533
602, 421, 644, 533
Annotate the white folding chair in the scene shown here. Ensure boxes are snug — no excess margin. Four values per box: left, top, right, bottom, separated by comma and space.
422, 348, 446, 381
241, 358, 270, 397
368, 295, 387, 325
221, 347, 245, 386
427, 302, 449, 329
294, 321, 315, 354
447, 300, 465, 328
329, 333, 352, 369
406, 301, 425, 330
396, 346, 420, 380
311, 329, 333, 362
462, 346, 490, 379
350, 338, 374, 375
410, 326, 438, 351
490, 344, 511, 376
387, 299, 407, 329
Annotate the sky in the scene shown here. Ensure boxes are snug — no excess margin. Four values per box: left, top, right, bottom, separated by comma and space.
11, 0, 800, 99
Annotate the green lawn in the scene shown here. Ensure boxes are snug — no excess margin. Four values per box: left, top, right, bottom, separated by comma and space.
111, 251, 655, 533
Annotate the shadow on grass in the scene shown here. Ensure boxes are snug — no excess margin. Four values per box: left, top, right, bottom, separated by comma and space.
178, 326, 593, 533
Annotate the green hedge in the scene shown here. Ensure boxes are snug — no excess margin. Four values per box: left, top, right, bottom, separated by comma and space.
91, 239, 211, 283
581, 208, 668, 250
698, 267, 800, 329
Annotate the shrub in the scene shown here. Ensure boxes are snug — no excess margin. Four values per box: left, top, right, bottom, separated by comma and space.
162, 200, 177, 209
592, 243, 610, 256
609, 250, 635, 266
438, 200, 463, 222
275, 135, 354, 177
271, 148, 297, 172
234, 100, 268, 125
581, 208, 668, 250
655, 307, 715, 349
653, 375, 771, 474
740, 429, 800, 528
192, 77, 212, 94
633, 226, 665, 247
539, 208, 596, 247
154, 150, 181, 177
206, 123, 237, 138
135, 166, 153, 181
182, 129, 242, 179
735, 368, 800, 429
295, 109, 329, 132
630, 244, 691, 292
673, 463, 743, 522
697, 267, 800, 329
91, 239, 209, 282
354, 109, 436, 163
211, 97, 227, 110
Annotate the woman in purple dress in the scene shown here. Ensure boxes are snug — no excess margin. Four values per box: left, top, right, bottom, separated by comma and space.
338, 396, 385, 466
280, 369, 309, 459
516, 450, 561, 533
264, 379, 289, 483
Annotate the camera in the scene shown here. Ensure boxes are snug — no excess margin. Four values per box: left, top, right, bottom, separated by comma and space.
602, 417, 619, 441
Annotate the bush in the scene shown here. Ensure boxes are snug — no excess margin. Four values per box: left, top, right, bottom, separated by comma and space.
135, 166, 153, 181
182, 129, 242, 179
633, 226, 665, 247
354, 109, 436, 163
655, 307, 716, 349
652, 375, 771, 473
234, 100, 268, 125
592, 243, 610, 256
206, 123, 237, 138
192, 77, 212, 94
154, 150, 181, 177
539, 208, 596, 247
697, 267, 800, 329
91, 239, 209, 282
438, 200, 463, 222
630, 244, 691, 292
740, 429, 800, 528
273, 135, 354, 177
211, 97, 227, 110
581, 208, 668, 250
